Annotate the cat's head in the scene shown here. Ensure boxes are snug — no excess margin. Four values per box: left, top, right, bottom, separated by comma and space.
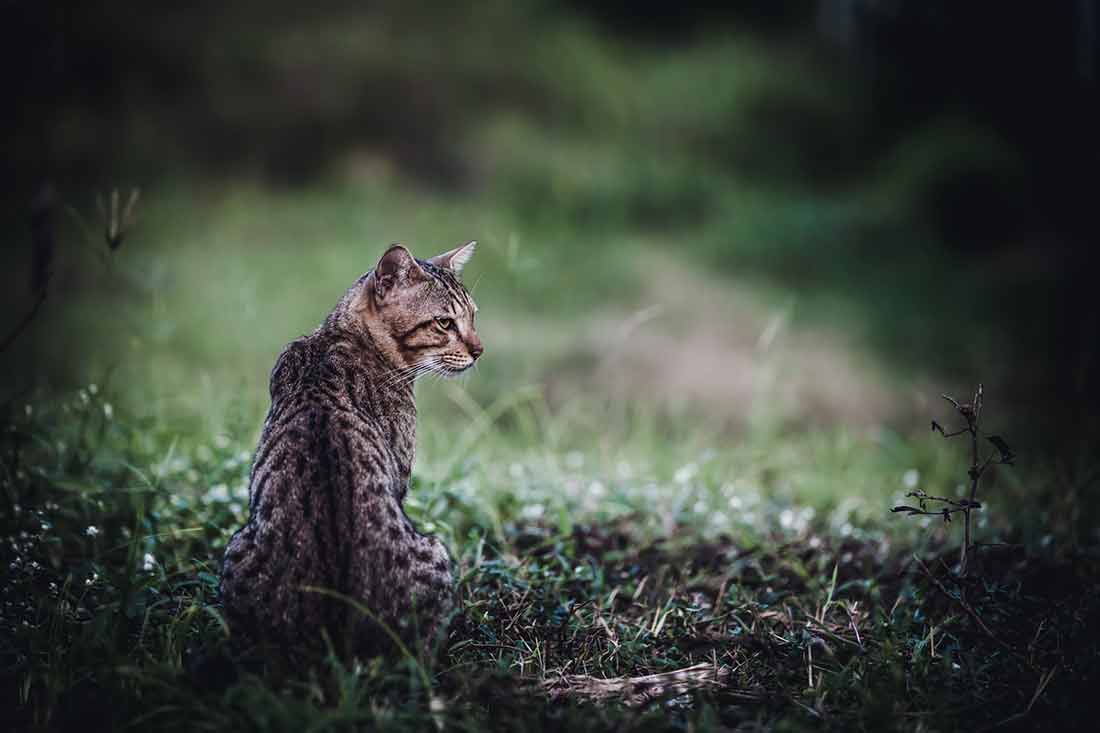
358, 242, 483, 377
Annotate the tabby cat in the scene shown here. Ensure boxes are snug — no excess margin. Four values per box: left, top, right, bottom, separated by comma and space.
220, 241, 482, 658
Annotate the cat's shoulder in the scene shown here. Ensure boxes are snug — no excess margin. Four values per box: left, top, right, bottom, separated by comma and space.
268, 336, 316, 396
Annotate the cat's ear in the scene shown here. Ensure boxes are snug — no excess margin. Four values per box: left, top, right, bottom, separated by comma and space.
373, 244, 427, 301
428, 240, 476, 276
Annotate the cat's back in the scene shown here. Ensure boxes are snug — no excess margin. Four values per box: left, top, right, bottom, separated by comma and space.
219, 332, 393, 639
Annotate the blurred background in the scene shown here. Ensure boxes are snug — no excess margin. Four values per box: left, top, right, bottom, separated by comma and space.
2, 0, 1097, 455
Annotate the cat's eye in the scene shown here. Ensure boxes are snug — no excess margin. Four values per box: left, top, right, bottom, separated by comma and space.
435, 317, 455, 331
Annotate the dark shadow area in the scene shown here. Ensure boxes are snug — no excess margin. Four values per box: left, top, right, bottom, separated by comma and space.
3, 2, 1096, 455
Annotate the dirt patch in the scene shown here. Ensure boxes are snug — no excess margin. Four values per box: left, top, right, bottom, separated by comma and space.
561, 250, 919, 428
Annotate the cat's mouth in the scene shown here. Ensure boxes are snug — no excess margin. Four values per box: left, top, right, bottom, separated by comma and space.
434, 354, 475, 376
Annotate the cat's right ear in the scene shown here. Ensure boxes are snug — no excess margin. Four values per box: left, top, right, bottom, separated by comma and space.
373, 244, 426, 302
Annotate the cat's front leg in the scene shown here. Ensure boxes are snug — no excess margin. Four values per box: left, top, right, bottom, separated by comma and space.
405, 533, 456, 657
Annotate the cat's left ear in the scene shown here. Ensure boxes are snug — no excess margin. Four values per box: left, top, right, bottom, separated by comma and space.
428, 241, 476, 276
373, 244, 428, 302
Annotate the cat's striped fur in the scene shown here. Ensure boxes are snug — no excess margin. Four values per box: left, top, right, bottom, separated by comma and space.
220, 242, 482, 658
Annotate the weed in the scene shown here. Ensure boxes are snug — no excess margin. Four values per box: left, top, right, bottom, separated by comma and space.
892, 383, 1016, 576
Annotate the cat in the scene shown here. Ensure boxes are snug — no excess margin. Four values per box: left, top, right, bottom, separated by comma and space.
219, 241, 482, 660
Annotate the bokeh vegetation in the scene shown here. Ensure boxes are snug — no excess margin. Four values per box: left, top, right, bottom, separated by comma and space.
3, 2, 1097, 730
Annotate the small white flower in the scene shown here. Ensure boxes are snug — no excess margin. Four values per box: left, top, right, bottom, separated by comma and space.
88, 383, 99, 395
903, 469, 920, 489
521, 503, 545, 520
205, 483, 230, 503
674, 463, 698, 485
213, 434, 231, 450
85, 526, 99, 537
588, 480, 606, 497
143, 553, 156, 571
102, 403, 114, 419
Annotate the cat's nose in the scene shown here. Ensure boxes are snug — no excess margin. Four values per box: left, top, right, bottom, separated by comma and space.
468, 338, 484, 360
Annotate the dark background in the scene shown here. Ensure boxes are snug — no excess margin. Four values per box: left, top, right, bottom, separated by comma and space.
2, 0, 1098, 450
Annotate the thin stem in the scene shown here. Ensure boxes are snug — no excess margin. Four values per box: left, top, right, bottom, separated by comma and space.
960, 384, 983, 576
0, 291, 47, 354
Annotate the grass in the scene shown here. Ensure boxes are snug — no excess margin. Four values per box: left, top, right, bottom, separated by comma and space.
4, 363, 1098, 730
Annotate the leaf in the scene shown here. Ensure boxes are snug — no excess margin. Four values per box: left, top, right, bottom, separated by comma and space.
891, 505, 922, 515
986, 435, 1016, 465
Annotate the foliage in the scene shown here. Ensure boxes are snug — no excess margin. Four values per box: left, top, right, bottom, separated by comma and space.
892, 384, 1016, 576
3, 386, 1097, 732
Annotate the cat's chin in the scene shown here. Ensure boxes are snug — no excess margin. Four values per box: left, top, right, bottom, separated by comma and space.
437, 366, 472, 378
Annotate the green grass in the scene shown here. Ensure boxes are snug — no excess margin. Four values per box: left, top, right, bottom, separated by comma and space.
4, 364, 1098, 730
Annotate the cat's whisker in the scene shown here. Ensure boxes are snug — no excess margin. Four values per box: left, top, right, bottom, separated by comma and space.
385, 356, 444, 388
399, 362, 434, 387
380, 362, 427, 388
469, 272, 485, 296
